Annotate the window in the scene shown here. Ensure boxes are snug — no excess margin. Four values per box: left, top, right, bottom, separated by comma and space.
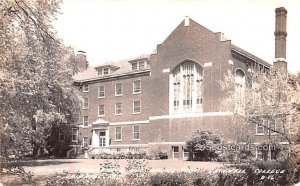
99, 131, 106, 147
115, 83, 122, 96
133, 126, 140, 140
139, 61, 145, 69
256, 148, 263, 160
97, 68, 110, 76
83, 97, 89, 109
133, 101, 141, 114
172, 146, 179, 159
172, 61, 203, 113
235, 69, 245, 113
71, 128, 78, 142
115, 127, 122, 140
103, 68, 109, 75
59, 129, 64, 141
132, 62, 138, 70
133, 80, 141, 94
98, 105, 105, 116
83, 84, 89, 92
83, 116, 89, 126
256, 121, 265, 135
98, 85, 105, 98
268, 119, 276, 134
83, 137, 89, 147
115, 103, 122, 115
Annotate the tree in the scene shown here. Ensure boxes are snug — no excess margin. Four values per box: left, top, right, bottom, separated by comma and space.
185, 130, 223, 161
220, 68, 300, 158
0, 0, 80, 159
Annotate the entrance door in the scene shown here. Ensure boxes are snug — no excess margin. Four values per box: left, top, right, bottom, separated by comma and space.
99, 131, 106, 147
172, 146, 179, 159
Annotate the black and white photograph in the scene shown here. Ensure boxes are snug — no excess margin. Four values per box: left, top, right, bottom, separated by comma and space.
1, 0, 300, 185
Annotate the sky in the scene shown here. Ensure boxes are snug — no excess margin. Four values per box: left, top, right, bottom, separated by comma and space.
54, 0, 300, 74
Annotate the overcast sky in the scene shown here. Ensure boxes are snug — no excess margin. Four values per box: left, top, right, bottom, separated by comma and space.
54, 0, 300, 74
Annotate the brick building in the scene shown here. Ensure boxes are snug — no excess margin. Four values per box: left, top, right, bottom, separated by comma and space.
69, 7, 296, 159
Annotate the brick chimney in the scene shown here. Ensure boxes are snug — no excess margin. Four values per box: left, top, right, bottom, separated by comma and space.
76, 50, 88, 72
273, 7, 287, 74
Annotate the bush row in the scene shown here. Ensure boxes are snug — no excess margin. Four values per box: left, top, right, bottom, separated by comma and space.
89, 151, 148, 159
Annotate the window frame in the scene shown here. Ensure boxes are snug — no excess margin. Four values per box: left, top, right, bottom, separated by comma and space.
59, 129, 64, 141
133, 100, 141, 114
71, 128, 79, 142
256, 120, 265, 135
98, 104, 105, 117
133, 80, 141, 94
132, 62, 138, 71
115, 103, 122, 115
83, 116, 89, 127
82, 137, 89, 147
83, 97, 89, 109
133, 125, 140, 140
83, 84, 89, 92
115, 83, 123, 96
115, 126, 122, 141
98, 85, 105, 98
103, 68, 109, 75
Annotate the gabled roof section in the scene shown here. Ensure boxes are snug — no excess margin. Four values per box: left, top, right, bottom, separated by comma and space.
162, 17, 216, 45
231, 44, 271, 67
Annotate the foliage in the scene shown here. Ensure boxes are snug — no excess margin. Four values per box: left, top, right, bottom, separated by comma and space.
0, 160, 34, 183
185, 129, 224, 161
89, 151, 148, 159
221, 69, 300, 146
125, 159, 152, 185
0, 0, 80, 159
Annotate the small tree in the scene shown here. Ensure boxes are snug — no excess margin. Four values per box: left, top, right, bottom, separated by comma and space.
185, 130, 223, 161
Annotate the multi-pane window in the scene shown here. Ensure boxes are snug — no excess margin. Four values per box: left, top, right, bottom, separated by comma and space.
256, 121, 265, 135
115, 103, 122, 115
98, 85, 105, 98
115, 83, 122, 96
116, 127, 122, 140
103, 68, 109, 75
132, 61, 146, 70
83, 84, 89, 92
97, 68, 110, 76
172, 61, 203, 113
133, 101, 141, 114
256, 148, 263, 160
83, 137, 89, 147
133, 126, 140, 140
268, 119, 276, 134
133, 80, 141, 94
98, 105, 105, 116
59, 129, 64, 141
83, 97, 89, 109
83, 116, 89, 126
99, 131, 106, 147
132, 62, 138, 70
71, 128, 78, 142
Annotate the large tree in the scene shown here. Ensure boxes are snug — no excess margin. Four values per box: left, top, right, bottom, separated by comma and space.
0, 0, 80, 158
220, 68, 300, 157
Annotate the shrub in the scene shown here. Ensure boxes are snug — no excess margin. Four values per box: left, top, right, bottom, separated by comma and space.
125, 159, 151, 185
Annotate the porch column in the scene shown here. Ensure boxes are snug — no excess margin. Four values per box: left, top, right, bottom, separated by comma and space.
105, 129, 109, 146
92, 129, 99, 147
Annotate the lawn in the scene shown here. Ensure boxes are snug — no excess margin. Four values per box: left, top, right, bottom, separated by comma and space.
1, 159, 224, 185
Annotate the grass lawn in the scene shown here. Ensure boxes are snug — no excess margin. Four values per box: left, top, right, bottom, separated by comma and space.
1, 159, 224, 185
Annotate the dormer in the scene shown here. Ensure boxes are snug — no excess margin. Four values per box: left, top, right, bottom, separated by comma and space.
95, 65, 120, 77
128, 57, 150, 71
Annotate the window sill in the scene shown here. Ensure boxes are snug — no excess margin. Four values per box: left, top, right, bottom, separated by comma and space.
114, 140, 122, 142
83, 91, 89, 93
132, 112, 141, 115
115, 94, 123, 97
133, 92, 141, 95
132, 139, 140, 141
115, 114, 123, 116
82, 108, 89, 110
98, 115, 105, 117
98, 97, 105, 99
255, 133, 264, 136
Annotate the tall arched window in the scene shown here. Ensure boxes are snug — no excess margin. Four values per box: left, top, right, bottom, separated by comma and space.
235, 69, 245, 113
171, 61, 203, 113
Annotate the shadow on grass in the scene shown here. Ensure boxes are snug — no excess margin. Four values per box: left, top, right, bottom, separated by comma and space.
5, 159, 78, 167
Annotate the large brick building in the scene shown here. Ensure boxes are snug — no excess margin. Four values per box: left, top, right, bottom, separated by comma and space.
69, 7, 295, 159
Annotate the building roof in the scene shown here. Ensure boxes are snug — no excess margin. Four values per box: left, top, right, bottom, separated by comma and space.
73, 54, 150, 82
231, 44, 271, 67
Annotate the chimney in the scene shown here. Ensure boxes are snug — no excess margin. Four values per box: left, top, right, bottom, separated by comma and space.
273, 7, 287, 74
76, 50, 88, 72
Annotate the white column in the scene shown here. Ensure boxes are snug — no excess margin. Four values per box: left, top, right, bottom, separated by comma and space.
179, 65, 184, 113
92, 130, 99, 147
105, 129, 109, 147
